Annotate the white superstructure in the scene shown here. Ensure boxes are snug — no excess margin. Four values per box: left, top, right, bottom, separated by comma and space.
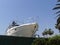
6, 21, 38, 37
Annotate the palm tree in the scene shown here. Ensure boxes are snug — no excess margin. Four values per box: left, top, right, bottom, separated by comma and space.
53, 0, 60, 33
55, 17, 60, 32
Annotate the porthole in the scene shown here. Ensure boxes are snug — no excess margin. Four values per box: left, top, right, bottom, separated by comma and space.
15, 28, 16, 30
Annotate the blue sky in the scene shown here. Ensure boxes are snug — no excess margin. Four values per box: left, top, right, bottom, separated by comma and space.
0, 0, 58, 36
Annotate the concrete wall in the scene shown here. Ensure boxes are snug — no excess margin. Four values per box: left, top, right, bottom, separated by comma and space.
0, 35, 35, 45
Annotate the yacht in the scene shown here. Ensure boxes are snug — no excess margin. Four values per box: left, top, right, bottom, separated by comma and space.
6, 21, 38, 37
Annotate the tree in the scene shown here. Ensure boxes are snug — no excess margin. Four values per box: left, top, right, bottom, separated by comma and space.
42, 28, 54, 37
48, 28, 54, 35
55, 17, 60, 32
42, 29, 48, 37
53, 0, 60, 33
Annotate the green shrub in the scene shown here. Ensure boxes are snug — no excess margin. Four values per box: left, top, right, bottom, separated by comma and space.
32, 35, 60, 45
32, 38, 48, 45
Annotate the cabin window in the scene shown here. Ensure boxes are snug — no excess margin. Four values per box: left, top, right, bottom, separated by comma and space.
15, 28, 17, 30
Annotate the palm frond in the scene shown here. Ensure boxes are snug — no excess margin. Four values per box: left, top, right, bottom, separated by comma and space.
56, 11, 60, 14
56, 4, 60, 5
57, 0, 60, 2
53, 6, 60, 10
56, 14, 60, 17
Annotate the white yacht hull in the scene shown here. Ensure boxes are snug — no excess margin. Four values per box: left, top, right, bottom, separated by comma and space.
6, 23, 38, 37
